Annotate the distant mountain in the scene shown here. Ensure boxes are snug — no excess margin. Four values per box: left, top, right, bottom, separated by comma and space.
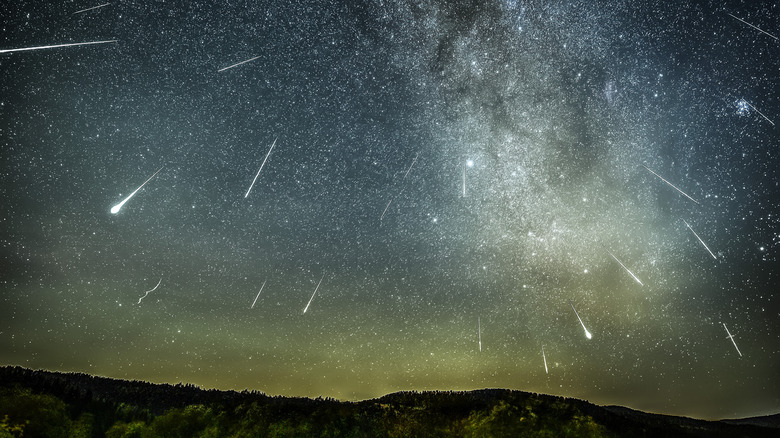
722, 413, 780, 429
0, 365, 777, 437
597, 405, 779, 437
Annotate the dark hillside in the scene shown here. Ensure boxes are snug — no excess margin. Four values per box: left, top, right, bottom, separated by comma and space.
0, 366, 777, 437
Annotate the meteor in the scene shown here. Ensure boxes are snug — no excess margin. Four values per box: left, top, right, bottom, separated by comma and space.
478, 316, 482, 352
110, 166, 164, 214
137, 277, 162, 305
0, 40, 117, 54
605, 248, 644, 286
73, 3, 110, 14
542, 346, 548, 374
744, 100, 775, 126
251, 280, 267, 309
404, 153, 419, 179
569, 300, 592, 339
218, 56, 261, 72
462, 160, 474, 197
462, 163, 466, 197
245, 137, 277, 198
642, 164, 699, 205
727, 13, 778, 40
303, 274, 324, 314
380, 199, 392, 222
683, 219, 717, 259
723, 323, 743, 357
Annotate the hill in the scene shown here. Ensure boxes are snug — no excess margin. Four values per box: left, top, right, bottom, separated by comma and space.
0, 366, 777, 437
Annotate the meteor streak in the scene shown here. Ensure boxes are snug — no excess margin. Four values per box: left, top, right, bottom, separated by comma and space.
642, 164, 699, 204
110, 166, 164, 214
218, 56, 261, 72
723, 323, 742, 357
462, 163, 466, 197
727, 13, 778, 40
0, 40, 117, 54
605, 248, 644, 286
245, 137, 277, 198
137, 277, 162, 305
404, 153, 419, 179
542, 346, 548, 374
744, 100, 775, 126
569, 300, 592, 339
478, 316, 482, 352
380, 199, 392, 222
73, 3, 110, 14
683, 219, 717, 259
251, 280, 267, 309
303, 274, 324, 314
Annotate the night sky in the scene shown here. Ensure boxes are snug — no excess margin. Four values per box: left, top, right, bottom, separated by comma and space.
1, 0, 778, 420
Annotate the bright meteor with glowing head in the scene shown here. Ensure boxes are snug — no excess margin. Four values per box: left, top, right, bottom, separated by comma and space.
303, 274, 325, 314
110, 167, 164, 214
570, 300, 593, 340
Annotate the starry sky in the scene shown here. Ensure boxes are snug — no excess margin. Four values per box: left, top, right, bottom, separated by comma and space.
1, 0, 778, 421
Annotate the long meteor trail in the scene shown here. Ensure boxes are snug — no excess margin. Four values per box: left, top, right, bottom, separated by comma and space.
642, 164, 699, 205
462, 163, 466, 197
0, 40, 117, 54
303, 274, 324, 314
569, 300, 592, 339
244, 137, 277, 198
605, 248, 644, 286
723, 323, 742, 357
683, 219, 717, 259
218, 56, 261, 72
73, 3, 111, 14
110, 166, 164, 214
478, 316, 482, 352
542, 346, 548, 374
404, 153, 419, 179
727, 13, 778, 40
745, 100, 775, 126
380, 199, 392, 222
137, 277, 162, 305
251, 280, 267, 309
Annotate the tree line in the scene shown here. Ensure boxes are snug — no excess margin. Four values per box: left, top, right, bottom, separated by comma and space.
1, 366, 775, 437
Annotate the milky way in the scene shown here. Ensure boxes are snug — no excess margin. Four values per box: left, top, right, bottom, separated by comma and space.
1, 0, 778, 420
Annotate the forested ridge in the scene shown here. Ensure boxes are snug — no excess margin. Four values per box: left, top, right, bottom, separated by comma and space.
0, 366, 776, 437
